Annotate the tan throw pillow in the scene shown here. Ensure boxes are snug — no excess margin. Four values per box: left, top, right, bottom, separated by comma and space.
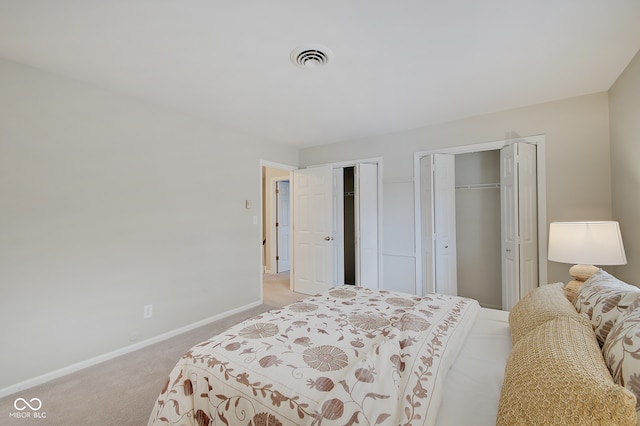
573, 270, 640, 345
509, 282, 587, 344
603, 305, 640, 423
497, 316, 636, 426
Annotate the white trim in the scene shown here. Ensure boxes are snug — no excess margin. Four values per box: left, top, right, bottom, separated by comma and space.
306, 156, 382, 169
0, 300, 263, 399
260, 160, 297, 172
413, 134, 547, 296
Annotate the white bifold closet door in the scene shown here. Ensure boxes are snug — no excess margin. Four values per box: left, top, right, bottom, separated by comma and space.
501, 142, 538, 310
421, 154, 458, 296
422, 142, 538, 308
356, 163, 379, 288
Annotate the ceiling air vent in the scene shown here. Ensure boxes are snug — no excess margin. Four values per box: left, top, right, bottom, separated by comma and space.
290, 45, 333, 69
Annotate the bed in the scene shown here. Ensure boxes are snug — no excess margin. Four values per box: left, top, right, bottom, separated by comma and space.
149, 273, 640, 426
148, 286, 510, 425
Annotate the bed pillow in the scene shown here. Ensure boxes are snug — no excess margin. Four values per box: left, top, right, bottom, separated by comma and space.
508, 282, 587, 344
573, 270, 640, 345
603, 303, 640, 424
497, 316, 636, 426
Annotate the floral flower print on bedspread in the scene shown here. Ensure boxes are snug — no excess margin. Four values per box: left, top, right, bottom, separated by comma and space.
239, 322, 279, 339
328, 288, 357, 298
348, 313, 390, 330
288, 302, 319, 312
303, 345, 349, 371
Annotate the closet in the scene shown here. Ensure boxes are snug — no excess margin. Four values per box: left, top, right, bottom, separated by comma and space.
455, 151, 502, 309
333, 164, 378, 287
419, 138, 541, 311
342, 167, 356, 284
292, 162, 379, 295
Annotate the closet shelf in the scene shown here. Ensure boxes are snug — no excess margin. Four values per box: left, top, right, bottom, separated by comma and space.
455, 183, 500, 190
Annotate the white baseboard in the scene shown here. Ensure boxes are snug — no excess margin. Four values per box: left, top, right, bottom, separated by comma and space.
0, 300, 263, 399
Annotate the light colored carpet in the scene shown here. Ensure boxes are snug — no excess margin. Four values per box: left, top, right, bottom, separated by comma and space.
263, 271, 306, 307
0, 275, 304, 425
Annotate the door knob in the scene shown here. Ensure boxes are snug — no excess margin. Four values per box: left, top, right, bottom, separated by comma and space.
324, 236, 334, 241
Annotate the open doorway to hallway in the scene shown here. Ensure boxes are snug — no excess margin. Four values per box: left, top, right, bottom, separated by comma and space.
261, 160, 299, 307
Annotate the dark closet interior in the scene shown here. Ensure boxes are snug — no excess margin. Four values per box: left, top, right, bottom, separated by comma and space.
343, 166, 356, 285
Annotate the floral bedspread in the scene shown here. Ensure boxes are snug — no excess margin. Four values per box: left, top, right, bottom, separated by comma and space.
148, 286, 479, 426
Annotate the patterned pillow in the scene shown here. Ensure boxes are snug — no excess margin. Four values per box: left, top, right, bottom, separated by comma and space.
573, 270, 640, 345
497, 316, 636, 426
603, 304, 640, 422
509, 282, 588, 344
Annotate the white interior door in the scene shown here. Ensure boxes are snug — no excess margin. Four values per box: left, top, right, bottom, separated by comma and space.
433, 154, 457, 296
516, 143, 538, 299
420, 156, 435, 294
292, 166, 334, 295
421, 154, 457, 296
276, 180, 290, 272
500, 142, 538, 310
356, 163, 378, 288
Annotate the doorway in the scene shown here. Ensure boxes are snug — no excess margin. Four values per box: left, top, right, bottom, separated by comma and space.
291, 160, 382, 295
414, 135, 547, 309
455, 150, 502, 308
261, 161, 297, 306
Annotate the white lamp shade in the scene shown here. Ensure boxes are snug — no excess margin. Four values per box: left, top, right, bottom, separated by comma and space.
548, 221, 627, 265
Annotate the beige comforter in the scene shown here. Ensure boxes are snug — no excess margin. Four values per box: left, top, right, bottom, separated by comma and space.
148, 286, 479, 426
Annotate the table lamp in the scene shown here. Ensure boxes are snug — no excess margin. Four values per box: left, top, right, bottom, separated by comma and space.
548, 221, 627, 301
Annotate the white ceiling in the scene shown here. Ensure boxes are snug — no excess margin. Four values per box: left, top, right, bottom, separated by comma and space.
1, 1, 639, 148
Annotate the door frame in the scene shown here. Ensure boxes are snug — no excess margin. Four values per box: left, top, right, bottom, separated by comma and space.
412, 134, 547, 296
260, 160, 297, 300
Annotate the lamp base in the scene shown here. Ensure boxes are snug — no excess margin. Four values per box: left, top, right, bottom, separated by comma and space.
564, 264, 600, 302
569, 264, 600, 281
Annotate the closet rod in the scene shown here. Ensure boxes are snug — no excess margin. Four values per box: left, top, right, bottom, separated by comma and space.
455, 183, 500, 190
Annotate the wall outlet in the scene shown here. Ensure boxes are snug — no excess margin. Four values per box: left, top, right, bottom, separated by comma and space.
143, 304, 153, 319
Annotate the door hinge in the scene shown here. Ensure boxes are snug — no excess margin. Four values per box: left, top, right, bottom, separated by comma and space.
276, 256, 280, 261
275, 222, 279, 227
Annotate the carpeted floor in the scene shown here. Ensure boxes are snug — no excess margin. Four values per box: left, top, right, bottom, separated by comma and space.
0, 274, 303, 425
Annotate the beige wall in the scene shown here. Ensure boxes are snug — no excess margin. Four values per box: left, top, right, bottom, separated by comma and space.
0, 59, 298, 391
300, 92, 614, 290
610, 49, 640, 285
